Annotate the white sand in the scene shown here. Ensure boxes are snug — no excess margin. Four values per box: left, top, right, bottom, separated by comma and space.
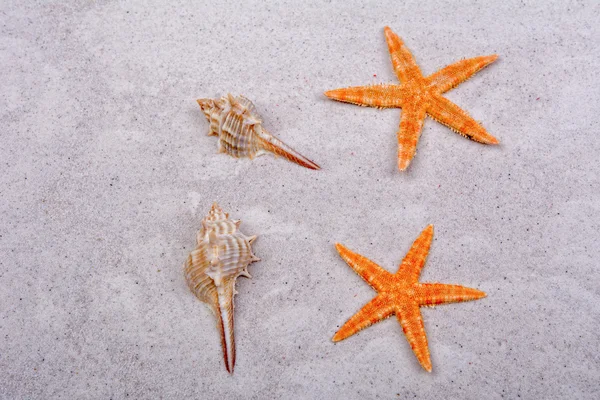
1, 1, 598, 398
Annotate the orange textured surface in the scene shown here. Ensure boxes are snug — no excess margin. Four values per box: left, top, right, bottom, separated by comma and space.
325, 26, 499, 171
333, 225, 486, 372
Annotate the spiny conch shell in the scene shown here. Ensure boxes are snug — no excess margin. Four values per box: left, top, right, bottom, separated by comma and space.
184, 203, 260, 373
197, 94, 321, 170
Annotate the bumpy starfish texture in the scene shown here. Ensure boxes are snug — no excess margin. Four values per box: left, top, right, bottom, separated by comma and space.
325, 26, 499, 170
333, 225, 486, 372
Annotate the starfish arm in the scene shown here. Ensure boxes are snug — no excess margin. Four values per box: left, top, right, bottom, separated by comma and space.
427, 94, 499, 144
426, 55, 498, 94
333, 295, 394, 342
384, 26, 422, 83
335, 243, 394, 291
325, 84, 401, 108
397, 225, 434, 282
416, 283, 486, 306
397, 103, 427, 170
396, 302, 431, 372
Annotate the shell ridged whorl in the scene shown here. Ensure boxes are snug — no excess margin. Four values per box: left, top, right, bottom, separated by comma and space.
197, 94, 320, 170
184, 203, 259, 373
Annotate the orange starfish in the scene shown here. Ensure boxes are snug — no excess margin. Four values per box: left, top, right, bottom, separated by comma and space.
325, 27, 499, 170
333, 225, 486, 372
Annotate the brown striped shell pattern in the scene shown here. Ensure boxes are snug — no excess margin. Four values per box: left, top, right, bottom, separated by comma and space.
184, 203, 260, 373
197, 94, 320, 170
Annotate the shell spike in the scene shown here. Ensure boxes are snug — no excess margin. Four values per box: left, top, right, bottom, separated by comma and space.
248, 235, 257, 244
214, 291, 236, 374
239, 269, 252, 279
227, 93, 237, 106
258, 129, 321, 170
196, 98, 213, 109
196, 99, 215, 121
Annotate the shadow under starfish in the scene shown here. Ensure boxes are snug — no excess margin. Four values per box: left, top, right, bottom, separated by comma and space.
325, 26, 499, 171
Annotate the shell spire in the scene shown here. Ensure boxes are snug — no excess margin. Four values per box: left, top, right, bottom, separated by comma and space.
196, 94, 320, 170
184, 203, 260, 373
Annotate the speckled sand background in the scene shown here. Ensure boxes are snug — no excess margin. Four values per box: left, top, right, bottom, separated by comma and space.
1, 1, 599, 399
